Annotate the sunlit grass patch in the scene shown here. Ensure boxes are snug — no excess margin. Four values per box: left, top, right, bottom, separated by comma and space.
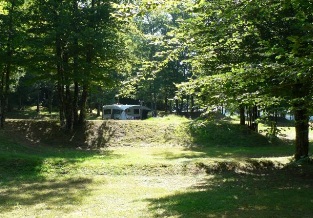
7, 106, 59, 120
146, 114, 189, 123
0, 174, 210, 218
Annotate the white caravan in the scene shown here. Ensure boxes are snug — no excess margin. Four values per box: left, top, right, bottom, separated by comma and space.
102, 104, 151, 120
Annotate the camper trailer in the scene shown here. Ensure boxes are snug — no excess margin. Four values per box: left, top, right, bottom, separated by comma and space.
102, 104, 151, 120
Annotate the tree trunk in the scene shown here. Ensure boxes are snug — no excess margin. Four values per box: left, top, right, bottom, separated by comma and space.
65, 84, 73, 131
55, 23, 66, 127
293, 82, 310, 160
78, 85, 88, 125
97, 101, 101, 117
165, 96, 168, 113
239, 105, 245, 125
175, 99, 179, 115
180, 96, 184, 113
169, 99, 172, 114
48, 91, 53, 114
252, 105, 258, 132
72, 0, 79, 126
1, 70, 6, 128
0, 1, 15, 128
58, 83, 65, 127
0, 97, 4, 128
73, 81, 79, 125
36, 90, 40, 113
186, 95, 189, 113
247, 105, 258, 131
294, 107, 309, 160
191, 95, 194, 112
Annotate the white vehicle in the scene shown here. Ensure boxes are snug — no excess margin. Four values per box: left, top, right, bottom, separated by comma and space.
102, 104, 151, 120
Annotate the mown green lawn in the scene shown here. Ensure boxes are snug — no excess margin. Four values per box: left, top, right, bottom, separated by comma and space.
0, 118, 313, 217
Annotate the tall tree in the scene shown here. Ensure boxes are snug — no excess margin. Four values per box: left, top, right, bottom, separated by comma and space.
26, 0, 123, 130
174, 0, 313, 160
0, 0, 26, 127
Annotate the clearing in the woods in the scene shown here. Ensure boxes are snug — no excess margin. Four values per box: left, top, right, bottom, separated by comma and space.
0, 115, 313, 217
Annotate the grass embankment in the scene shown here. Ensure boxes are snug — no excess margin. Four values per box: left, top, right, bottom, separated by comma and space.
0, 116, 313, 217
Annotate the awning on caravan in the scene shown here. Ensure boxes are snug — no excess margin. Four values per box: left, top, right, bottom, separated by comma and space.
102, 104, 151, 111
102, 104, 151, 120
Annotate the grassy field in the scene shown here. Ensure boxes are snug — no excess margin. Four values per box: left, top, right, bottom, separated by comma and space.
0, 115, 313, 217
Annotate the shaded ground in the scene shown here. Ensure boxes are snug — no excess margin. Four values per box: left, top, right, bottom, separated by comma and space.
0, 118, 312, 217
148, 167, 313, 218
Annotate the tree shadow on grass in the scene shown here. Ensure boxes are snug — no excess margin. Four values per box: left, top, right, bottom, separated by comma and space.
5, 120, 116, 149
0, 177, 93, 213
188, 120, 277, 147
0, 128, 121, 182
147, 167, 313, 218
156, 151, 208, 160
0, 149, 121, 184
184, 120, 294, 159
0, 157, 45, 182
156, 146, 294, 161
84, 121, 117, 149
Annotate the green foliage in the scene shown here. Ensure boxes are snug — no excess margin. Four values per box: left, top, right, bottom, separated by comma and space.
114, 1, 192, 111
164, 0, 313, 158
19, 0, 126, 128
172, 0, 313, 109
